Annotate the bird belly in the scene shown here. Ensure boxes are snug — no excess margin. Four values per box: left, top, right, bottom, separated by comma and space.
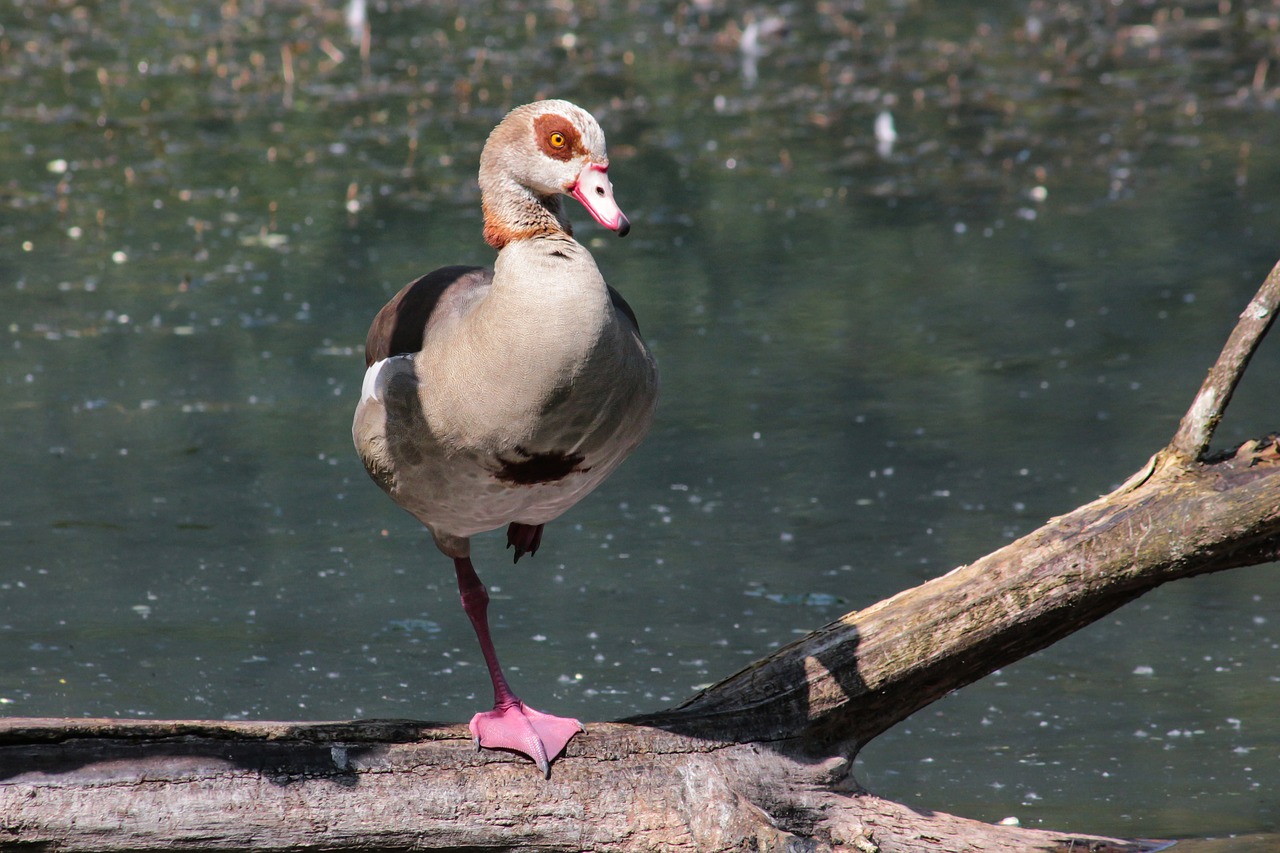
355, 353, 654, 541
389, 449, 616, 538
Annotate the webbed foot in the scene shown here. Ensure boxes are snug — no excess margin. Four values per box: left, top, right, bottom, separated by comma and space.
469, 701, 584, 778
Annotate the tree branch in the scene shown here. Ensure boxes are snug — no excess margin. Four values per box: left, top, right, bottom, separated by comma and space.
627, 266, 1280, 756
1169, 258, 1280, 461
628, 434, 1280, 756
0, 718, 1157, 853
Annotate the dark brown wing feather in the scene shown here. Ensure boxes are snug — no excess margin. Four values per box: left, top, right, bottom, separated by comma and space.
364, 265, 493, 366
607, 285, 641, 335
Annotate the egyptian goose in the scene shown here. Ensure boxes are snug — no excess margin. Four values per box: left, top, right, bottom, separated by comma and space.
353, 100, 657, 776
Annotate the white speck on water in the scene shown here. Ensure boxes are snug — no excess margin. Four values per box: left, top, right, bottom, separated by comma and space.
874, 110, 897, 157
1132, 665, 1155, 676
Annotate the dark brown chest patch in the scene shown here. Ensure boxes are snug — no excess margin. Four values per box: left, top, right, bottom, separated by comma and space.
495, 447, 590, 485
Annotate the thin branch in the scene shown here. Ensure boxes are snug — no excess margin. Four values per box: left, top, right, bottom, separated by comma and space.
1169, 259, 1280, 461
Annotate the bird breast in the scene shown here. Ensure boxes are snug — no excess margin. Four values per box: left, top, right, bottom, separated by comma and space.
421, 238, 652, 462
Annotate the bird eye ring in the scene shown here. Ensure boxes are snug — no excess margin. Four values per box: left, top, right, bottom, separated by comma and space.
549, 131, 566, 149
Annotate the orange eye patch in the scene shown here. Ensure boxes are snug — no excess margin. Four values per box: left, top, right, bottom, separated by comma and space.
533, 114, 581, 161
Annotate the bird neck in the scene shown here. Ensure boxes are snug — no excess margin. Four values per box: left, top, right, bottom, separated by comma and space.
480, 174, 574, 251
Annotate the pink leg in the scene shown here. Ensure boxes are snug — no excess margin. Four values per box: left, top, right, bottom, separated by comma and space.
505, 522, 544, 563
453, 556, 582, 777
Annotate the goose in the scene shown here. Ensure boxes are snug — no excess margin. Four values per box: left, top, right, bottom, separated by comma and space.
353, 100, 657, 776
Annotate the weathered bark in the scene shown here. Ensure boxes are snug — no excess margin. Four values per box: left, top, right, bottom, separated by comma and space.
0, 718, 1148, 853
3, 262, 1279, 852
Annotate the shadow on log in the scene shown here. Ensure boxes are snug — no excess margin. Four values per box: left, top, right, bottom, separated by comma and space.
3, 262, 1279, 852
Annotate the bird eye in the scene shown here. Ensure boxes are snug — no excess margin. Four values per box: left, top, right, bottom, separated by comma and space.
549, 131, 566, 149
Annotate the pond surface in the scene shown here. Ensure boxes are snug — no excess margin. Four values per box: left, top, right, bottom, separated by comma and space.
2, 0, 1279, 842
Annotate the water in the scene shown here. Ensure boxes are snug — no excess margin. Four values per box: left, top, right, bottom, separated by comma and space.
2, 0, 1279, 841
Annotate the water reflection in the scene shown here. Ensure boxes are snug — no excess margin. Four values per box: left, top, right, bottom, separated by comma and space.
1, 0, 1278, 840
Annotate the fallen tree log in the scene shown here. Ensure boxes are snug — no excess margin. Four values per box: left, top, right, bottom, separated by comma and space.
3, 262, 1279, 852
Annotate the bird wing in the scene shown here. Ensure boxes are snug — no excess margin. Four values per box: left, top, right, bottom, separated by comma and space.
363, 265, 495, 365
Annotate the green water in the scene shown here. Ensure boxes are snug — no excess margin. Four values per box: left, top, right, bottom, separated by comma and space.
1, 0, 1278, 841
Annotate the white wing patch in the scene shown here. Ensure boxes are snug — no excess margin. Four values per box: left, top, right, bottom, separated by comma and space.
361, 358, 389, 402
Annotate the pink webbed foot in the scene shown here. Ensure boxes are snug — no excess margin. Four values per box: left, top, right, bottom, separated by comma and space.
469, 701, 584, 778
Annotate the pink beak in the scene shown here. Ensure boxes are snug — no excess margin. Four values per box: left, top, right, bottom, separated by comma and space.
569, 162, 630, 237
